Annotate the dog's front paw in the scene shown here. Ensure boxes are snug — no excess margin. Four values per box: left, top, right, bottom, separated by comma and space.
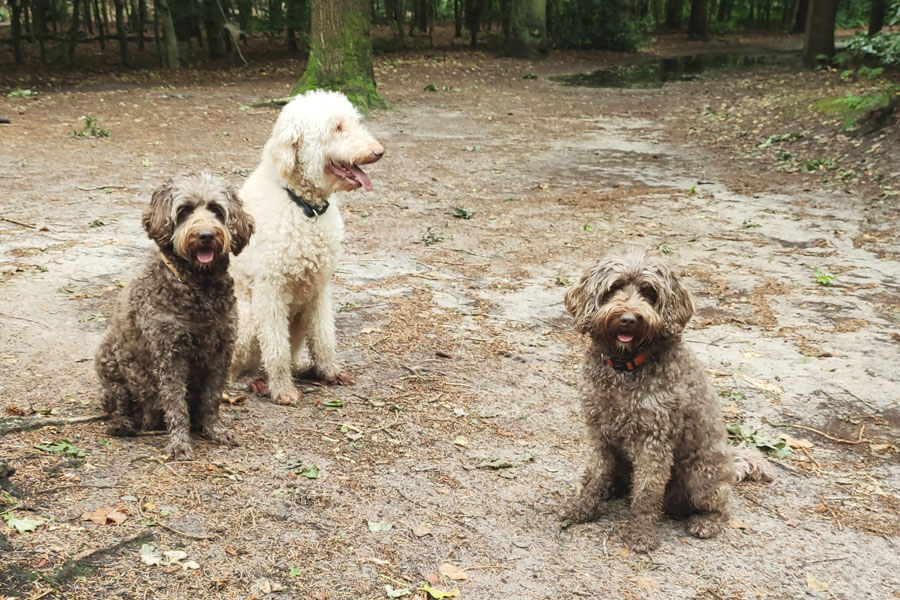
560, 496, 604, 524
622, 520, 661, 553
165, 437, 194, 461
271, 387, 301, 405
324, 371, 354, 386
106, 416, 137, 437
686, 513, 725, 539
203, 423, 239, 447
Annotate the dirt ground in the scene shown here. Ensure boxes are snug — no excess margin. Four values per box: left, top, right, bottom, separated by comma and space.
1, 30, 899, 600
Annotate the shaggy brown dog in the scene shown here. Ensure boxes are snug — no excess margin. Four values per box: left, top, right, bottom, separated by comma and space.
95, 173, 254, 460
562, 248, 772, 552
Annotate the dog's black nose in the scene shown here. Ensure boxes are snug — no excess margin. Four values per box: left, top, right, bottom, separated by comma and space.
619, 313, 638, 328
198, 231, 214, 243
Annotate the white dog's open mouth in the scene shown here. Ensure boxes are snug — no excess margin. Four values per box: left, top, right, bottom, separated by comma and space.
327, 161, 373, 191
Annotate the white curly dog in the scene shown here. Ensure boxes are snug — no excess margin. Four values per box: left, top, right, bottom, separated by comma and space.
230, 90, 384, 404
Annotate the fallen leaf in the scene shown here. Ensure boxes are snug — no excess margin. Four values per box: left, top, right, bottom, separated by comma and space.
452, 436, 469, 447
806, 572, 830, 592
385, 585, 411, 598
733, 373, 783, 395
81, 506, 127, 525
728, 518, 751, 530
419, 583, 460, 599
368, 520, 393, 533
780, 434, 813, 449
869, 443, 898, 454
4, 515, 43, 533
476, 458, 513, 470
140, 544, 162, 566
439, 563, 468, 581
412, 523, 433, 538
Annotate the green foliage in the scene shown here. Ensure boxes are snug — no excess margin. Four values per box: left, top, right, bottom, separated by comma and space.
451, 207, 474, 219
7, 89, 38, 98
34, 439, 85, 458
841, 32, 900, 66
69, 115, 110, 138
548, 0, 644, 52
815, 86, 899, 131
727, 423, 790, 458
814, 269, 837, 286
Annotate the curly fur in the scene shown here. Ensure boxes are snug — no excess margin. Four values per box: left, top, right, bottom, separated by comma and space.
562, 248, 773, 552
230, 90, 384, 404
95, 173, 254, 460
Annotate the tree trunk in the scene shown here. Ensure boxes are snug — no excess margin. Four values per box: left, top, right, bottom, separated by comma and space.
791, 0, 807, 33
665, 0, 684, 29
137, 0, 145, 50
802, 0, 838, 66
203, 0, 227, 59
292, 0, 385, 111
68, 0, 81, 67
94, 0, 106, 50
113, 0, 130, 65
466, 0, 483, 46
157, 0, 180, 68
499, 0, 510, 39
868, 0, 886, 35
386, 0, 407, 47
454, 0, 462, 36
716, 0, 732, 22
503, 0, 547, 59
687, 0, 709, 38
9, 0, 24, 64
236, 0, 251, 45
35, 0, 48, 61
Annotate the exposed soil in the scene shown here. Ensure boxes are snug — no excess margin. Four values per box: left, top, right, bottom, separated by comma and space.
1, 30, 899, 600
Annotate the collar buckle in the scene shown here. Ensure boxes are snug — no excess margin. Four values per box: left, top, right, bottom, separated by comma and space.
285, 187, 329, 218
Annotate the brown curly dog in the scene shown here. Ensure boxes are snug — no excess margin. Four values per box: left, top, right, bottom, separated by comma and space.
95, 173, 254, 460
562, 247, 773, 552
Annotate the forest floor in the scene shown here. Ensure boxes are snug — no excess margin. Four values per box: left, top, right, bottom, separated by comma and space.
0, 28, 899, 600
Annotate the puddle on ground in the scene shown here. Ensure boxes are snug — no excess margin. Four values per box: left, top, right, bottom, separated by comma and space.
552, 53, 792, 88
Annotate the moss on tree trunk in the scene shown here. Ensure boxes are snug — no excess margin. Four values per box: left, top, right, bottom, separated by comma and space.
292, 4, 386, 112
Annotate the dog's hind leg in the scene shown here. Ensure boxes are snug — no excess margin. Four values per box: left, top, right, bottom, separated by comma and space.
194, 360, 239, 448
95, 341, 137, 436
253, 284, 300, 404
231, 298, 261, 379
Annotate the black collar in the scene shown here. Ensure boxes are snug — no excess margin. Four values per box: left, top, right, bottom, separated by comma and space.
604, 353, 648, 372
284, 187, 329, 218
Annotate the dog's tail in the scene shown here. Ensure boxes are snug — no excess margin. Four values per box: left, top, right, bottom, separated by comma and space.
731, 447, 775, 483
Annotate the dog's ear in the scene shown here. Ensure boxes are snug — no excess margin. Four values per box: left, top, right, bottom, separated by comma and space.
661, 265, 694, 337
143, 180, 175, 247
565, 265, 606, 334
224, 186, 254, 256
266, 118, 303, 183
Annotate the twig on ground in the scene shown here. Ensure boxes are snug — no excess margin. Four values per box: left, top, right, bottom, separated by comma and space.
801, 447, 822, 470
824, 503, 844, 531
35, 484, 116, 495
1, 216, 35, 229
786, 423, 866, 445
0, 414, 107, 436
137, 495, 214, 540
75, 184, 125, 191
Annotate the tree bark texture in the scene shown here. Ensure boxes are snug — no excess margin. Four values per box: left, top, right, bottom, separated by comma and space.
665, 0, 683, 28
293, 0, 385, 111
157, 0, 180, 68
792, 0, 808, 33
687, 0, 709, 38
113, 0, 130, 65
68, 0, 81, 66
9, 0, 24, 64
503, 0, 547, 59
802, 0, 838, 66
868, 0, 886, 35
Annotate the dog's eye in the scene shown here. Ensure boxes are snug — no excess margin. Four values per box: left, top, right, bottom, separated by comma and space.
335, 122, 344, 133
175, 205, 193, 223
208, 203, 226, 221
641, 286, 659, 304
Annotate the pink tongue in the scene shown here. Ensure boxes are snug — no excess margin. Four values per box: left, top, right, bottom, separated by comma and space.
617, 333, 634, 343
196, 249, 215, 264
349, 165, 373, 191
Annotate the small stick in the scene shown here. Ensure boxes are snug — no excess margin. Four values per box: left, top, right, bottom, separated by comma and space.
75, 184, 125, 191
801, 447, 822, 470
1, 216, 35, 229
137, 495, 214, 540
0, 117, 10, 124
824, 503, 843, 531
786, 423, 866, 445
0, 413, 107, 436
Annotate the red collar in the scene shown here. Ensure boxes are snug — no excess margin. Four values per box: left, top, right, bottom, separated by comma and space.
604, 353, 648, 372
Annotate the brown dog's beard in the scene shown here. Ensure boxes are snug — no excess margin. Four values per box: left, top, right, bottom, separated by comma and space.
593, 298, 663, 358
172, 218, 231, 269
